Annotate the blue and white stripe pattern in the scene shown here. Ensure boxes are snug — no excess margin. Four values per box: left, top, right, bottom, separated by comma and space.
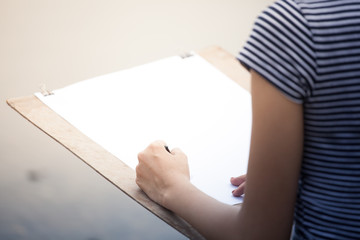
238, 0, 360, 239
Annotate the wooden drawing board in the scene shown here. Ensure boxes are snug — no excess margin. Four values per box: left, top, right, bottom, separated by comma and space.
7, 46, 250, 239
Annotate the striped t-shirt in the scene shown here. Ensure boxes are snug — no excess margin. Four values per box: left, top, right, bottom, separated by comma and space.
238, 0, 360, 239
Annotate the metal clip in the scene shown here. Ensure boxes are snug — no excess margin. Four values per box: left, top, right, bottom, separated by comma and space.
179, 52, 194, 59
39, 84, 54, 96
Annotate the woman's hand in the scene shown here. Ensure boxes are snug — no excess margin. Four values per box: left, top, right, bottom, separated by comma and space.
136, 140, 190, 208
230, 174, 246, 197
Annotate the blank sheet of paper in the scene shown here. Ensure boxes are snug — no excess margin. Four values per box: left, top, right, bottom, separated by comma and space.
35, 54, 252, 205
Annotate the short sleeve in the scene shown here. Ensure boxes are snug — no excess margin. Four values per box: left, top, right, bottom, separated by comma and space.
238, 0, 316, 104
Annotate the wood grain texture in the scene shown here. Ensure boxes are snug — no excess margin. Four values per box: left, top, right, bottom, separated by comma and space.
7, 46, 250, 239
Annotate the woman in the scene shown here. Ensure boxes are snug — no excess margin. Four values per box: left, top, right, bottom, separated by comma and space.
136, 0, 360, 239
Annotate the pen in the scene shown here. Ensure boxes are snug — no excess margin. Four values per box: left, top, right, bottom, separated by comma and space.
164, 145, 171, 153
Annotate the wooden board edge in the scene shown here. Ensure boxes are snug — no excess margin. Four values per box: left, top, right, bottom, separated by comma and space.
6, 95, 205, 239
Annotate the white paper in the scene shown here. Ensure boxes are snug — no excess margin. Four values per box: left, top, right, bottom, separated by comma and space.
35, 54, 252, 205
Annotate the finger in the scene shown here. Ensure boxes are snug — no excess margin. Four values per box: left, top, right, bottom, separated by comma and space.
137, 151, 146, 162
232, 182, 246, 197
230, 174, 246, 186
164, 145, 171, 153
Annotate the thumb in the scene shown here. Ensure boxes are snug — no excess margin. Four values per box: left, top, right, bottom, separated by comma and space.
170, 147, 186, 157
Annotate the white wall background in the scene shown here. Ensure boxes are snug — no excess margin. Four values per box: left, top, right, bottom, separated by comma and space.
0, 1, 273, 239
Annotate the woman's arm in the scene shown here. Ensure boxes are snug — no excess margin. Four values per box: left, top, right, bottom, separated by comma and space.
238, 70, 303, 239
136, 70, 304, 239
